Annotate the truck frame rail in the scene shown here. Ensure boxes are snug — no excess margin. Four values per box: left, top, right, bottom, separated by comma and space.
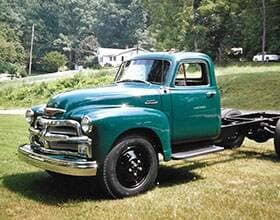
221, 112, 280, 143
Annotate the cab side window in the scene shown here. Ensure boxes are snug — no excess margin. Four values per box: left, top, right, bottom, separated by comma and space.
175, 62, 209, 86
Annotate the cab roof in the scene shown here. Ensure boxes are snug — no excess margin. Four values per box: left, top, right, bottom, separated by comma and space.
132, 52, 212, 63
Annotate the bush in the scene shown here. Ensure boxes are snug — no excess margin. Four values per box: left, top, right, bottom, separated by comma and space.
0, 61, 26, 77
42, 51, 67, 73
104, 63, 113, 67
0, 61, 13, 74
83, 56, 101, 69
16, 66, 27, 77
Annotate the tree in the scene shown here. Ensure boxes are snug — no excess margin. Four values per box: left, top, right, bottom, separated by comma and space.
143, 0, 185, 50
94, 0, 148, 48
143, 0, 280, 62
0, 23, 26, 76
1, 0, 279, 66
0, 23, 25, 64
42, 51, 67, 73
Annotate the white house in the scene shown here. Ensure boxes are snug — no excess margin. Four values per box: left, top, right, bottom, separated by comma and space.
97, 47, 149, 67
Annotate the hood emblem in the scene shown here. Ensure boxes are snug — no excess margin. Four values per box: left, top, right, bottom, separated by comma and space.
144, 99, 158, 105
44, 107, 65, 117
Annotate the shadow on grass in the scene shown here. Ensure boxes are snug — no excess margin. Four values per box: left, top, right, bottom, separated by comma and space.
2, 172, 106, 205
234, 148, 279, 162
158, 147, 279, 186
2, 163, 203, 204
2, 147, 278, 204
157, 165, 203, 187
190, 148, 278, 168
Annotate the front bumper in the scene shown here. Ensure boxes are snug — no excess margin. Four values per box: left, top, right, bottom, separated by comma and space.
18, 144, 98, 176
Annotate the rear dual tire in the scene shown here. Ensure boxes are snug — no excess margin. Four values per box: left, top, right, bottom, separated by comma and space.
274, 120, 280, 158
218, 109, 245, 149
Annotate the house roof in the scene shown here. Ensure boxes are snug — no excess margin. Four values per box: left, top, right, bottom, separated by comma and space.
117, 48, 147, 56
98, 47, 149, 57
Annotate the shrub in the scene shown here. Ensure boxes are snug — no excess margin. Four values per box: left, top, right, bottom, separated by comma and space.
83, 56, 101, 69
104, 63, 113, 67
0, 61, 13, 74
16, 66, 27, 77
0, 61, 25, 77
42, 51, 67, 73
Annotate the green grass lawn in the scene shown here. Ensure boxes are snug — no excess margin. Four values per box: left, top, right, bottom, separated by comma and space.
1, 115, 279, 219
218, 64, 280, 110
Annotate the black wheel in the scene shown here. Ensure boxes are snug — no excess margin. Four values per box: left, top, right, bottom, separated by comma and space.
98, 135, 158, 198
218, 109, 245, 149
274, 119, 280, 158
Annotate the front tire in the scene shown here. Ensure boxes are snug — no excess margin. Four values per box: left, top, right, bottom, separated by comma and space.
274, 120, 280, 158
98, 135, 158, 198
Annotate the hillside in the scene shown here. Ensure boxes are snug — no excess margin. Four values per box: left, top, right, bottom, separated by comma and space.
217, 64, 280, 110
0, 64, 279, 110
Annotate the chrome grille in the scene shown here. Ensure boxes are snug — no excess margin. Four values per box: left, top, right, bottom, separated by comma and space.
30, 117, 92, 158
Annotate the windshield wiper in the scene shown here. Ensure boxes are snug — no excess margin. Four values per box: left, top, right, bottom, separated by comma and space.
115, 79, 151, 85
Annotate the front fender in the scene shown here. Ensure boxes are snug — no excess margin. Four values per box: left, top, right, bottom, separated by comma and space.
78, 106, 172, 162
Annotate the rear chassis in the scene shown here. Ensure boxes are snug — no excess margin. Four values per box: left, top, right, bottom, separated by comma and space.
220, 112, 280, 143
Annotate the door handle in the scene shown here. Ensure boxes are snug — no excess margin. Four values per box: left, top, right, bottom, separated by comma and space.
206, 91, 216, 98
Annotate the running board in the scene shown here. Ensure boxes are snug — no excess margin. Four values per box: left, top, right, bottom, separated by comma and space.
171, 145, 224, 160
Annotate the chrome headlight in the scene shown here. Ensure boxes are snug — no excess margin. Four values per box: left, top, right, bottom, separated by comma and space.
25, 109, 34, 124
81, 116, 92, 134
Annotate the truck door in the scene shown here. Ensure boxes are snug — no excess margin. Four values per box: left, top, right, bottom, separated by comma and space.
170, 60, 221, 142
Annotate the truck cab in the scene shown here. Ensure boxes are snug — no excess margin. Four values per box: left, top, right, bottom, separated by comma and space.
115, 52, 221, 142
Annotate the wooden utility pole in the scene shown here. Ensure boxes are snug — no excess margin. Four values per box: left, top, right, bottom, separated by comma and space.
193, 0, 198, 51
28, 24, 34, 75
261, 0, 266, 63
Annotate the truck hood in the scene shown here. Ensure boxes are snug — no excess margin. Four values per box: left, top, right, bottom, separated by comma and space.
46, 83, 161, 116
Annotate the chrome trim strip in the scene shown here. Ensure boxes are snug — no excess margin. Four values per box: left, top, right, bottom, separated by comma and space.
44, 132, 92, 143
18, 144, 97, 176
35, 146, 81, 157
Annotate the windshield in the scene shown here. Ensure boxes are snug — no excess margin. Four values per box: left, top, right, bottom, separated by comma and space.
115, 59, 170, 85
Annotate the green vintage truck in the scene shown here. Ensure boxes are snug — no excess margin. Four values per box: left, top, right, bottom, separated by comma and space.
19, 52, 280, 198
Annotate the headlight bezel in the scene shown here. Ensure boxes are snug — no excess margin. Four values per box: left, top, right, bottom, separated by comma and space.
25, 109, 35, 124
81, 115, 93, 134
